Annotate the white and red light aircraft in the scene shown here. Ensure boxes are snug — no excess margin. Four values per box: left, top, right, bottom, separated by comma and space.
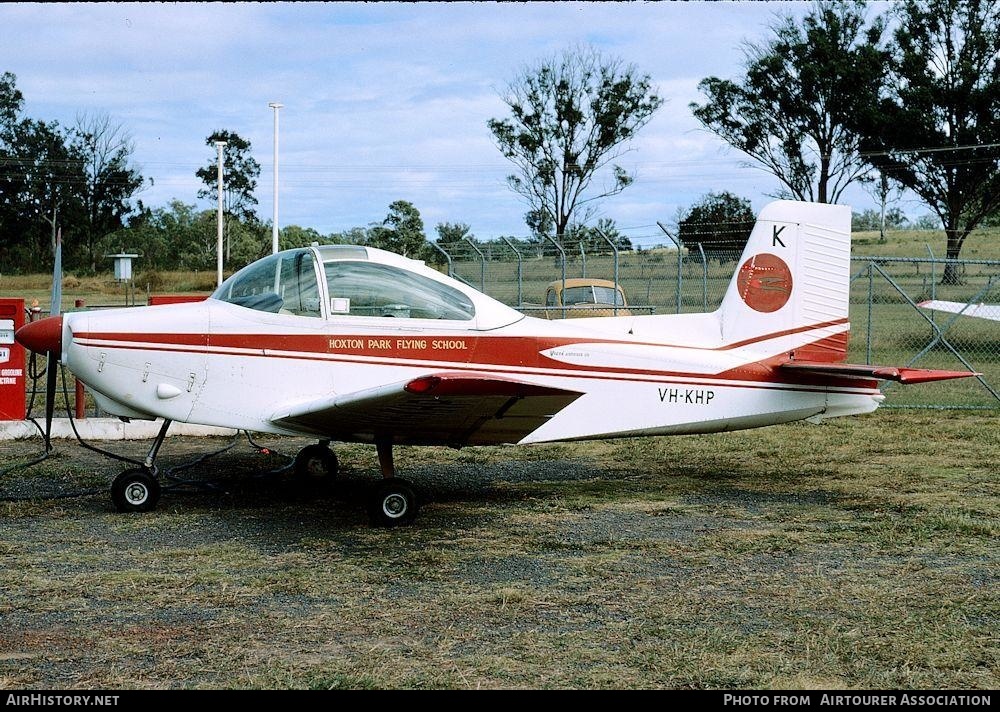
918, 300, 1000, 322
16, 201, 976, 525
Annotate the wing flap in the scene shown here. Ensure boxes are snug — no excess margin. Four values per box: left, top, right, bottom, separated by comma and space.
780, 360, 979, 384
271, 371, 583, 444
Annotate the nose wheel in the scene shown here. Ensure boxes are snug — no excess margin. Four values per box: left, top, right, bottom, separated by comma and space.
293, 442, 339, 483
111, 468, 161, 513
109, 418, 170, 513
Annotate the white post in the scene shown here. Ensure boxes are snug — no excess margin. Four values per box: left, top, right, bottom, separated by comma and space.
215, 140, 227, 287
269, 102, 283, 254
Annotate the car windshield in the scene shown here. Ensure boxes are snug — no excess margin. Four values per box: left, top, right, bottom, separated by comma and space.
561, 285, 624, 306
562, 287, 595, 305
593, 286, 625, 306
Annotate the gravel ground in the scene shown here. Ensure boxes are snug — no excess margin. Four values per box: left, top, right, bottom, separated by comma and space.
1, 434, 609, 503
0, 419, 996, 689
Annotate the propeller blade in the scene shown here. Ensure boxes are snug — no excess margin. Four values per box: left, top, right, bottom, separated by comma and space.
50, 228, 62, 317
44, 353, 57, 450
44, 227, 63, 450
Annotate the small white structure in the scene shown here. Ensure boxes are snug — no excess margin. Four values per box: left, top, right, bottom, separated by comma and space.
108, 253, 140, 282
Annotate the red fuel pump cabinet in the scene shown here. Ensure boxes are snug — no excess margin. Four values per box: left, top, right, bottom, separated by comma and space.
0, 298, 26, 421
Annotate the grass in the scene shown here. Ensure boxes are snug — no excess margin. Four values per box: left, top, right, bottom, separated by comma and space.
850, 227, 1000, 261
0, 270, 217, 312
0, 410, 996, 689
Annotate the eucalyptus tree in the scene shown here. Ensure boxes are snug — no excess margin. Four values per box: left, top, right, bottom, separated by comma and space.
366, 200, 427, 259
70, 112, 145, 272
855, 0, 1000, 283
691, 1, 887, 204
196, 130, 261, 225
488, 45, 663, 242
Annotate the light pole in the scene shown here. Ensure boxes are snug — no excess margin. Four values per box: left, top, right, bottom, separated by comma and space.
269, 102, 283, 254
215, 140, 227, 287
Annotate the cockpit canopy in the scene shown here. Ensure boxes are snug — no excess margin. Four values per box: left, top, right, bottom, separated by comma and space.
211, 245, 520, 329
212, 249, 323, 317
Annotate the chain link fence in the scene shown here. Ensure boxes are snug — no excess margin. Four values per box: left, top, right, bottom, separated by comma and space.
18, 238, 999, 413
849, 257, 999, 409
433, 238, 999, 410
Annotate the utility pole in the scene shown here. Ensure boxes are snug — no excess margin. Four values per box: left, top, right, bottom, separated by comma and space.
215, 140, 227, 287
269, 102, 283, 254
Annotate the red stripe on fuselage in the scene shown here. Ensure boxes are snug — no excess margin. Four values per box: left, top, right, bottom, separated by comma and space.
71, 318, 873, 392
73, 317, 848, 359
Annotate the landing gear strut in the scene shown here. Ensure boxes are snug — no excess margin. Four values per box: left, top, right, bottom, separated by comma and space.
107, 424, 421, 526
368, 436, 418, 527
111, 419, 171, 513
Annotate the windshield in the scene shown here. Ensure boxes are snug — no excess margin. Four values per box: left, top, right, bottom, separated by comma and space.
212, 249, 321, 317
560, 285, 624, 307
592, 286, 626, 307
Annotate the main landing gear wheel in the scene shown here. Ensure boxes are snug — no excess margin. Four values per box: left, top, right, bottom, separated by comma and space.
368, 479, 418, 528
293, 444, 339, 483
111, 468, 161, 513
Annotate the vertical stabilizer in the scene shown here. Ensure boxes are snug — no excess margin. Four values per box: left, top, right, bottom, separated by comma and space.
718, 201, 851, 361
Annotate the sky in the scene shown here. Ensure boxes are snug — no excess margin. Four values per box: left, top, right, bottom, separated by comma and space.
1, 1, 901, 249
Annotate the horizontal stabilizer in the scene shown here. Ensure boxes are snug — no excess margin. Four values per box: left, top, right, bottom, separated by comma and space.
779, 360, 979, 384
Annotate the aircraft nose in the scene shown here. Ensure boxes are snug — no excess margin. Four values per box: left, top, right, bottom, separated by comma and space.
16, 315, 63, 356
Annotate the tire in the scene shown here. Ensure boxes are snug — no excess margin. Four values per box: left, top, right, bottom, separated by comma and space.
368, 479, 419, 527
111, 469, 161, 513
293, 444, 339, 483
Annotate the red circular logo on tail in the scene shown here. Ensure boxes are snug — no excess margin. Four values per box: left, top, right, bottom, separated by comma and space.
736, 253, 793, 313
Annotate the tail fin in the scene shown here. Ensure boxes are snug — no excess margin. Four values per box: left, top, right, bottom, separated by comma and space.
718, 200, 852, 362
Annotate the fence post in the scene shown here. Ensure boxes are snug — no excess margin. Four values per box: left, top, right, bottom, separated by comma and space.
646, 272, 652, 306
595, 228, 621, 315
657, 221, 682, 314
499, 236, 524, 307
463, 236, 486, 293
544, 235, 567, 318
579, 242, 587, 278
696, 243, 708, 311
866, 261, 874, 365
429, 241, 454, 278
925, 244, 937, 301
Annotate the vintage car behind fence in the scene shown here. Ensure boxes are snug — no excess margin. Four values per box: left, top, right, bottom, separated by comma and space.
543, 278, 631, 319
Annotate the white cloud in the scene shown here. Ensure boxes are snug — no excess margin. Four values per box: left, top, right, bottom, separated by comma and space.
1, 1, 890, 239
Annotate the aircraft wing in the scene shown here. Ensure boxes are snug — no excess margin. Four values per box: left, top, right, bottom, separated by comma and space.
270, 371, 583, 445
918, 300, 1000, 322
779, 360, 979, 384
